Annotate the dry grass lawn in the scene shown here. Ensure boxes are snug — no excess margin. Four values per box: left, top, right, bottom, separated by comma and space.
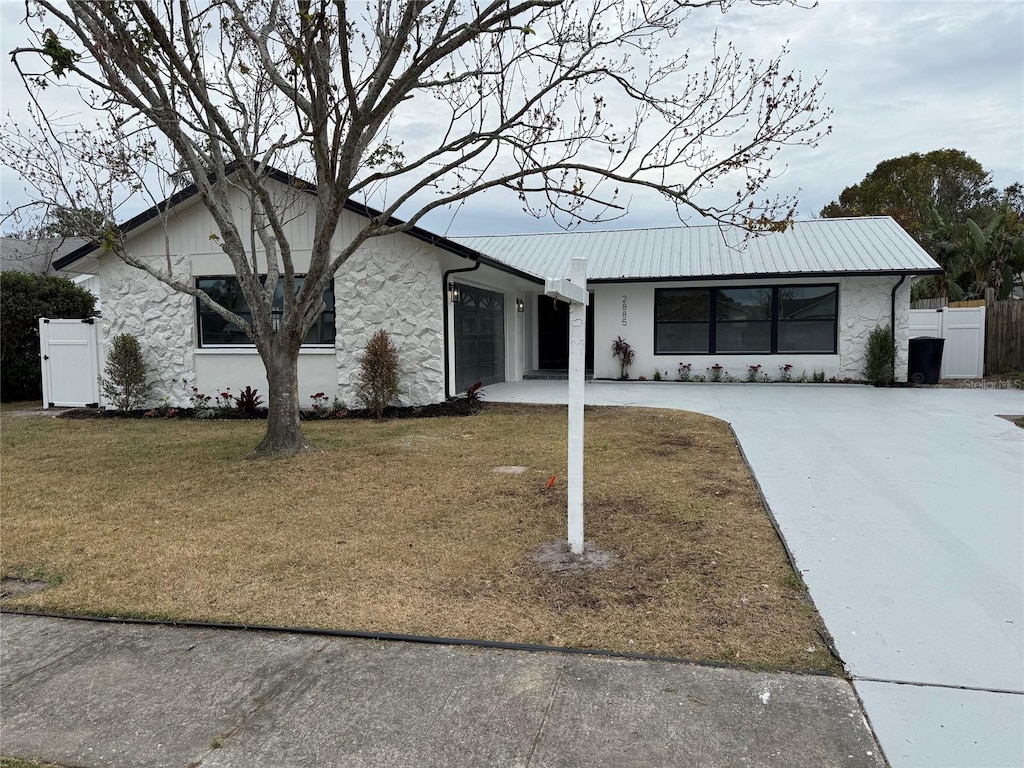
0, 403, 839, 673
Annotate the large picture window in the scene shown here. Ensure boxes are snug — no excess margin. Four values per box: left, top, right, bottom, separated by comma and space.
715, 287, 772, 353
777, 285, 838, 353
196, 276, 336, 347
655, 284, 838, 354
654, 289, 710, 353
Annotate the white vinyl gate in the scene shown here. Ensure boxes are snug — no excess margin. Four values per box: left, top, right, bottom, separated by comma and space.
39, 318, 102, 408
908, 306, 986, 379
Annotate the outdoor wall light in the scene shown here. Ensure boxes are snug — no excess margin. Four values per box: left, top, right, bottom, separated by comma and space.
448, 283, 460, 303
516, 298, 525, 313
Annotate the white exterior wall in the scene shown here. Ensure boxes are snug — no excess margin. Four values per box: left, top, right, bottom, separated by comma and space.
837, 275, 911, 382
92, 255, 195, 406
193, 350, 337, 404
80, 184, 462, 408
335, 237, 444, 407
590, 275, 912, 382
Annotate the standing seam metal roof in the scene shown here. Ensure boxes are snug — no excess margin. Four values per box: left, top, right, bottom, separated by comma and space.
453, 216, 941, 281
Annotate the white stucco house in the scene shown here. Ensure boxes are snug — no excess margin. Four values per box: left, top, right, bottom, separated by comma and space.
53, 169, 942, 407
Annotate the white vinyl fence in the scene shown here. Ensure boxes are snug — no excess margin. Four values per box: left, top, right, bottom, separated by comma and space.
908, 306, 986, 379
39, 317, 101, 407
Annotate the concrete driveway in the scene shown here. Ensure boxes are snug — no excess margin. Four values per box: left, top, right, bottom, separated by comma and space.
487, 380, 1024, 768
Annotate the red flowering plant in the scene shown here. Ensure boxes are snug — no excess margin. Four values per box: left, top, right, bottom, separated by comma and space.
308, 392, 347, 419
214, 387, 235, 415
707, 363, 724, 382
778, 363, 794, 382
309, 392, 328, 418
189, 386, 217, 419
746, 364, 762, 383
677, 363, 692, 382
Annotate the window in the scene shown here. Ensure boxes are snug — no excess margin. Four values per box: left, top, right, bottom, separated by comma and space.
196, 276, 336, 347
777, 286, 838, 353
715, 288, 772, 353
655, 289, 710, 353
654, 284, 838, 354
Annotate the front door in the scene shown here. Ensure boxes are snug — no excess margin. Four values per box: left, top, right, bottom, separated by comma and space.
537, 294, 595, 370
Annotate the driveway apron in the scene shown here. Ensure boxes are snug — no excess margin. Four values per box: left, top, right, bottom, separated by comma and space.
488, 381, 1024, 768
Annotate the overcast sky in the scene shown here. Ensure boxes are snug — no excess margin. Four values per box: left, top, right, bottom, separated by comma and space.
1, 0, 1021, 238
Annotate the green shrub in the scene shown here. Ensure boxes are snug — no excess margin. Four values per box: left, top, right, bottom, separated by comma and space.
0, 271, 96, 401
865, 325, 895, 385
99, 333, 151, 411
356, 329, 400, 418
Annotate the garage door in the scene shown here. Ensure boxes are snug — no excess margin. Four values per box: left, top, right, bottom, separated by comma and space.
454, 284, 505, 392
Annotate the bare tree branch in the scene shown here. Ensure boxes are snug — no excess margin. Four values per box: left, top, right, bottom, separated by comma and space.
3, 0, 831, 453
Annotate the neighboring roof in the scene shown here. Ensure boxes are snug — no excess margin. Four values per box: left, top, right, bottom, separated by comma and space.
51, 165, 543, 284
0, 236, 90, 274
455, 217, 943, 282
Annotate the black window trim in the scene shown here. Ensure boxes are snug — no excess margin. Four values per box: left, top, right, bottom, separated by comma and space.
654, 283, 839, 355
195, 274, 336, 349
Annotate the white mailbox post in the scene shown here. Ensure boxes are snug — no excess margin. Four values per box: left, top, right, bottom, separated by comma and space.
544, 257, 588, 555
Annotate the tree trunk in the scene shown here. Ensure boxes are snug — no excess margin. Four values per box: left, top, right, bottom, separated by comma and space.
252, 343, 314, 457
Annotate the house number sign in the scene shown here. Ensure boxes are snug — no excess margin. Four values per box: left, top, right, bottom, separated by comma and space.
621, 295, 628, 326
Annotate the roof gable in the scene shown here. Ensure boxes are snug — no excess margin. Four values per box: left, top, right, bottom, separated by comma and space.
52, 165, 541, 283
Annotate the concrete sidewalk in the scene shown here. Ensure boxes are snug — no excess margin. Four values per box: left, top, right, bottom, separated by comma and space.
1, 614, 884, 767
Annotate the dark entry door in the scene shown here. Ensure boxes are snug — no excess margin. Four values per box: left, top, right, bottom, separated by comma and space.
537, 294, 595, 369
454, 284, 505, 391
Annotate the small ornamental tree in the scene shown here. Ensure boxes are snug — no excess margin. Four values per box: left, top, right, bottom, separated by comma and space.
0, 272, 96, 401
99, 333, 151, 411
356, 330, 400, 418
864, 325, 896, 385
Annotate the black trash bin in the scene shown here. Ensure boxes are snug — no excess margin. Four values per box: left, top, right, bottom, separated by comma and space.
908, 336, 945, 384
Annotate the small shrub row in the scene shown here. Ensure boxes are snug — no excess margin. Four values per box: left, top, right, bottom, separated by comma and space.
640, 362, 830, 384
612, 329, 904, 385
614, 336, 841, 384
185, 386, 266, 419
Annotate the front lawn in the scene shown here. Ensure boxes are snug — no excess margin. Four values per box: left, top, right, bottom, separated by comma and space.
0, 403, 839, 672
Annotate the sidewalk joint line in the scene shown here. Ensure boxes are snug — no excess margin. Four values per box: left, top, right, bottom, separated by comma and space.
853, 676, 1024, 696
525, 666, 562, 767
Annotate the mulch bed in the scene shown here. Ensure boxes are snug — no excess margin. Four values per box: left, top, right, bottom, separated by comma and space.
58, 398, 483, 421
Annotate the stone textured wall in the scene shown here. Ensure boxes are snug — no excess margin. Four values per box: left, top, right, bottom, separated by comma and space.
837, 275, 911, 381
335, 245, 445, 407
96, 256, 196, 406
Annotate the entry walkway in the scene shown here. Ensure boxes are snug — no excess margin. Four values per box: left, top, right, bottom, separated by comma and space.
487, 380, 1024, 768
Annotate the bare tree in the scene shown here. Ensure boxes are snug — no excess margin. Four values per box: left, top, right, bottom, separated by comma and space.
3, 0, 830, 455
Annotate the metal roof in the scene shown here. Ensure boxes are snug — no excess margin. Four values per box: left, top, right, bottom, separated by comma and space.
454, 217, 942, 282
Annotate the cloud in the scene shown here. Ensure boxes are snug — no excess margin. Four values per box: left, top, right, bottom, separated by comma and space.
1, 0, 1020, 237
